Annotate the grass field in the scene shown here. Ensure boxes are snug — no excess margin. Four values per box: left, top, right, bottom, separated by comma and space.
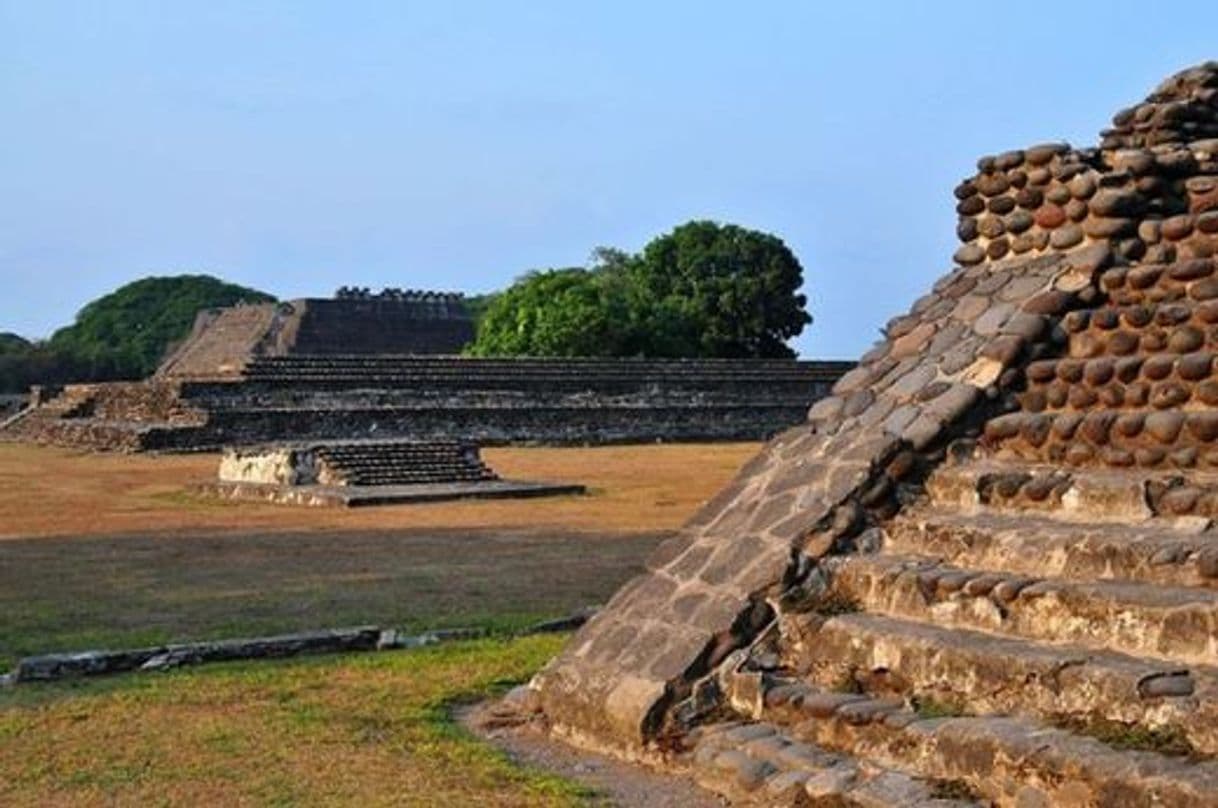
0, 636, 583, 806
0, 527, 667, 670
0, 441, 760, 804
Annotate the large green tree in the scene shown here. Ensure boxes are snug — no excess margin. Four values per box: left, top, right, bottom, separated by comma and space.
49, 275, 274, 379
469, 221, 812, 359
631, 220, 810, 358
467, 268, 638, 357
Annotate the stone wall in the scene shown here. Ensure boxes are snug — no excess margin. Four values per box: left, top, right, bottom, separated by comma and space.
4, 357, 850, 452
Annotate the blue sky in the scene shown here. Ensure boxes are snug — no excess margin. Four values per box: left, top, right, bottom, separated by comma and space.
1, 1, 1213, 358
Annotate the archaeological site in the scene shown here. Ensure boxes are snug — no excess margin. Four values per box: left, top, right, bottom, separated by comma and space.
0, 290, 849, 452
507, 62, 1218, 805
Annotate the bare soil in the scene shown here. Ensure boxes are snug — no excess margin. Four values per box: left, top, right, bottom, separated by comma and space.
0, 442, 759, 539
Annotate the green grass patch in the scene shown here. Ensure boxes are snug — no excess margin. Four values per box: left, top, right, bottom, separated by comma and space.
0, 635, 593, 805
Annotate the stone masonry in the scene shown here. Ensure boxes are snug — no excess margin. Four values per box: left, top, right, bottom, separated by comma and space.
1, 357, 850, 451
527, 63, 1218, 805
156, 292, 474, 380
201, 438, 583, 507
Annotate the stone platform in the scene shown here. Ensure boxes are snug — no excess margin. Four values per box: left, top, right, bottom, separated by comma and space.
199, 478, 586, 508
196, 438, 584, 507
517, 62, 1218, 805
2, 356, 851, 452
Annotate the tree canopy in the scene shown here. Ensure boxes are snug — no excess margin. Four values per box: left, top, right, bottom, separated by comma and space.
0, 275, 273, 392
468, 220, 811, 359
632, 221, 810, 358
49, 275, 275, 379
0, 333, 31, 355
466, 268, 638, 357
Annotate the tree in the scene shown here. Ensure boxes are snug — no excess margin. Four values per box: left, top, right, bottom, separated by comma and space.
0, 333, 31, 355
468, 222, 812, 359
467, 268, 639, 357
631, 221, 811, 358
49, 275, 275, 379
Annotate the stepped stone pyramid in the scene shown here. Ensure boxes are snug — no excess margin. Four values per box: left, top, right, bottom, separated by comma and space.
524, 62, 1218, 804
156, 292, 474, 380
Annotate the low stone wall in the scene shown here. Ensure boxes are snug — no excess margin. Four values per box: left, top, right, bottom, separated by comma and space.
218, 446, 323, 485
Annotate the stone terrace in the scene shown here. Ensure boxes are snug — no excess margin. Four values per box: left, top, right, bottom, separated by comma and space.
1, 356, 851, 452
525, 62, 1218, 805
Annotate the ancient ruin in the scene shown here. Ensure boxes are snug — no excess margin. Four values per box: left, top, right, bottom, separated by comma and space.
0, 291, 849, 451
520, 62, 1218, 804
200, 438, 584, 506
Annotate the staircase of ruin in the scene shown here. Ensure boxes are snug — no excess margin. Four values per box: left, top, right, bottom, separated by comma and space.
525, 62, 1218, 805
314, 440, 498, 486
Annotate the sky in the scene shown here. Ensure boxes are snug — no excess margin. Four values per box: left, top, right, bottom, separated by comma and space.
1, 2, 1214, 358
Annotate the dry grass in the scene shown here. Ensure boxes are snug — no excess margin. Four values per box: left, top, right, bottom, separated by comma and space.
0, 441, 763, 803
0, 442, 760, 539
0, 635, 585, 807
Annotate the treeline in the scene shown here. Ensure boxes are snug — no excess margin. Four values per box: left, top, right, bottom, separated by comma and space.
2, 219, 812, 393
468, 220, 811, 359
0, 276, 273, 393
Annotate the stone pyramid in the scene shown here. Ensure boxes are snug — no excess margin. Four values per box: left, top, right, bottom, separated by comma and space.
526, 62, 1218, 805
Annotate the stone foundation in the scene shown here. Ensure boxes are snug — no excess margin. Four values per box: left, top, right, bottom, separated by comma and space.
3, 357, 850, 452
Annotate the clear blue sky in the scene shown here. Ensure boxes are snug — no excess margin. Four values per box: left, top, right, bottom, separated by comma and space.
1, 1, 1213, 358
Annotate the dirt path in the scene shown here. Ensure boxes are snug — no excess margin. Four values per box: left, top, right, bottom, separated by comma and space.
459, 701, 724, 807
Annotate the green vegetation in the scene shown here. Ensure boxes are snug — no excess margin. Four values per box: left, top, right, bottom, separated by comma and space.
48, 275, 274, 377
1056, 716, 1197, 758
468, 220, 811, 359
0, 275, 273, 392
0, 333, 30, 354
911, 695, 968, 720
0, 636, 589, 805
468, 268, 641, 358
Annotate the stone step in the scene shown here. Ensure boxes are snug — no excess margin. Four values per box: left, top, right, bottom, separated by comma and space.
782, 611, 1218, 756
825, 553, 1218, 665
747, 678, 1218, 807
1059, 298, 1218, 358
922, 457, 1218, 522
883, 507, 1218, 589
982, 408, 1218, 471
685, 720, 981, 806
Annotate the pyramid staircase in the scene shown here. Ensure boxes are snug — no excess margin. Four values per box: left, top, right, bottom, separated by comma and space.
679, 453, 1218, 805
524, 62, 1218, 805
